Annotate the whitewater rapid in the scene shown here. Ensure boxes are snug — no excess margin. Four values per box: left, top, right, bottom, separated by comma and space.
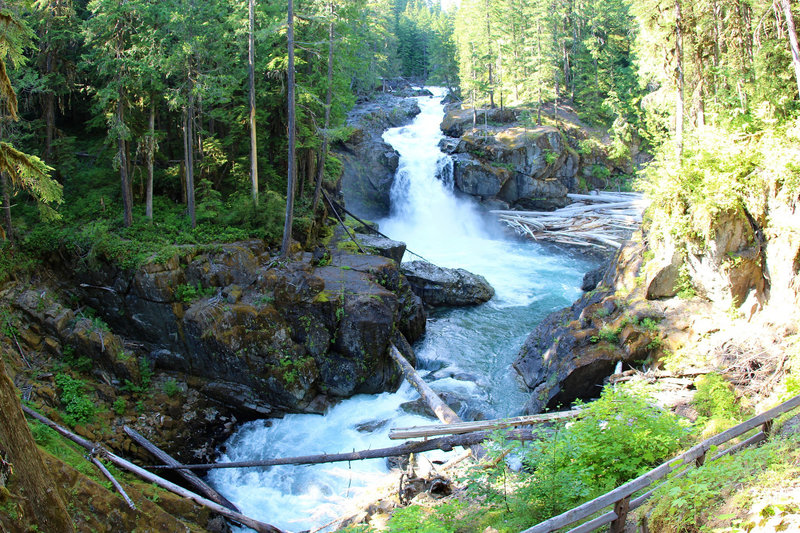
208, 88, 596, 532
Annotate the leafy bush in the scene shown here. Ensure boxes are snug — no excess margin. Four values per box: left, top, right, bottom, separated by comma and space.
451, 385, 689, 532
175, 283, 216, 303
112, 397, 127, 415
693, 373, 743, 425
55, 373, 97, 425
529, 385, 689, 492
645, 432, 800, 533
387, 505, 453, 533
163, 379, 180, 397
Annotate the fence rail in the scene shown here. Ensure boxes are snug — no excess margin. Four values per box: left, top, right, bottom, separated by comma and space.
520, 393, 800, 533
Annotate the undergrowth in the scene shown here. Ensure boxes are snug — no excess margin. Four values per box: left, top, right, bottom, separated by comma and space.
644, 430, 800, 533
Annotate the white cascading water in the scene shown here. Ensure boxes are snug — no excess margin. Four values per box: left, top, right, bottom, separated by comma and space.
209, 88, 597, 532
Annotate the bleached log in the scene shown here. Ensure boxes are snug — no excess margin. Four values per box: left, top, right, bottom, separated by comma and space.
567, 193, 639, 203
124, 426, 240, 513
388, 343, 461, 425
150, 428, 538, 471
90, 456, 136, 510
21, 406, 283, 533
389, 409, 583, 440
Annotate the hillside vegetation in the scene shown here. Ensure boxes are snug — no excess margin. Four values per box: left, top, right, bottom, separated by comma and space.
2, 0, 800, 532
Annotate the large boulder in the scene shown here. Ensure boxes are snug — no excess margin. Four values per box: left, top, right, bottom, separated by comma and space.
355, 233, 406, 264
448, 126, 573, 208
400, 261, 494, 307
335, 95, 421, 219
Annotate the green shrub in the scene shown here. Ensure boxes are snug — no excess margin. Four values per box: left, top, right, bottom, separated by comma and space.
693, 373, 743, 422
529, 385, 689, 492
646, 432, 800, 533
175, 283, 216, 303
453, 386, 689, 532
591, 164, 611, 181
54, 373, 97, 425
112, 397, 127, 415
597, 326, 622, 344
163, 379, 180, 397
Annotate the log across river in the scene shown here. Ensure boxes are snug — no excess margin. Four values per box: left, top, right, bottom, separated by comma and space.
207, 88, 600, 531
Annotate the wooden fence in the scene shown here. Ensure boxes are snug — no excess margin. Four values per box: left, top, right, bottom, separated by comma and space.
520, 393, 800, 533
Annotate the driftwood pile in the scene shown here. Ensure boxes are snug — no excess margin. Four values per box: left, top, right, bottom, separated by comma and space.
492, 191, 649, 250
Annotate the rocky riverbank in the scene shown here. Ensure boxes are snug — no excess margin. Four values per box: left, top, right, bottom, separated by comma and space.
514, 192, 800, 415
2, 240, 429, 464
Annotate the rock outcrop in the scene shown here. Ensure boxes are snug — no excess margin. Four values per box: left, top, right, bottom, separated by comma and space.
514, 187, 800, 415
334, 95, 421, 219
439, 105, 634, 211
513, 239, 667, 414
10, 243, 426, 421
355, 233, 407, 264
400, 261, 494, 307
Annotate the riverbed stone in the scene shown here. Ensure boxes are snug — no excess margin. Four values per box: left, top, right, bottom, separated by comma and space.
355, 233, 406, 264
400, 261, 494, 307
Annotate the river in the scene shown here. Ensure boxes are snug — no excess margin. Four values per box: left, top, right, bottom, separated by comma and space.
208, 88, 597, 532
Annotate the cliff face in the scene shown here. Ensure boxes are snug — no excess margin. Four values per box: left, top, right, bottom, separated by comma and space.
2, 243, 425, 460
333, 93, 422, 219
514, 183, 800, 413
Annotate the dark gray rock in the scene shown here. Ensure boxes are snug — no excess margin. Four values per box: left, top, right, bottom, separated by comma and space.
581, 267, 605, 292
401, 261, 494, 307
335, 95, 421, 219
452, 153, 505, 197
356, 233, 406, 264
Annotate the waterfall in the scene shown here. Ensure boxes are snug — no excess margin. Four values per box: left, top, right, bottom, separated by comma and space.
208, 88, 598, 532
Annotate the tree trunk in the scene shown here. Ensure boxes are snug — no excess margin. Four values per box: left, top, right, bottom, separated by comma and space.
0, 363, 74, 532
313, 13, 334, 212
249, 0, 258, 207
43, 47, 56, 166
675, 0, 685, 158
1, 172, 12, 243
281, 0, 296, 256
782, 0, 800, 99
185, 91, 196, 229
44, 93, 55, 165
537, 22, 543, 125
146, 99, 155, 220
117, 94, 133, 227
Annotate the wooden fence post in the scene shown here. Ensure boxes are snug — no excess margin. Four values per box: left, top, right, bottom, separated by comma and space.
609, 496, 630, 533
695, 452, 706, 467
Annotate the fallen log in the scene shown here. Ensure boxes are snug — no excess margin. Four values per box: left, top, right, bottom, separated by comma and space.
124, 426, 240, 513
21, 406, 284, 533
492, 192, 649, 250
389, 409, 583, 440
90, 456, 136, 510
388, 343, 461, 425
147, 428, 538, 471
566, 193, 640, 203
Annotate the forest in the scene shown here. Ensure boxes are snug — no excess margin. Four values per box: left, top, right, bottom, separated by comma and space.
1, 0, 799, 265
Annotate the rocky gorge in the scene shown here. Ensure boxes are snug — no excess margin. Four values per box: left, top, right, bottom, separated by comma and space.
4, 87, 799, 533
